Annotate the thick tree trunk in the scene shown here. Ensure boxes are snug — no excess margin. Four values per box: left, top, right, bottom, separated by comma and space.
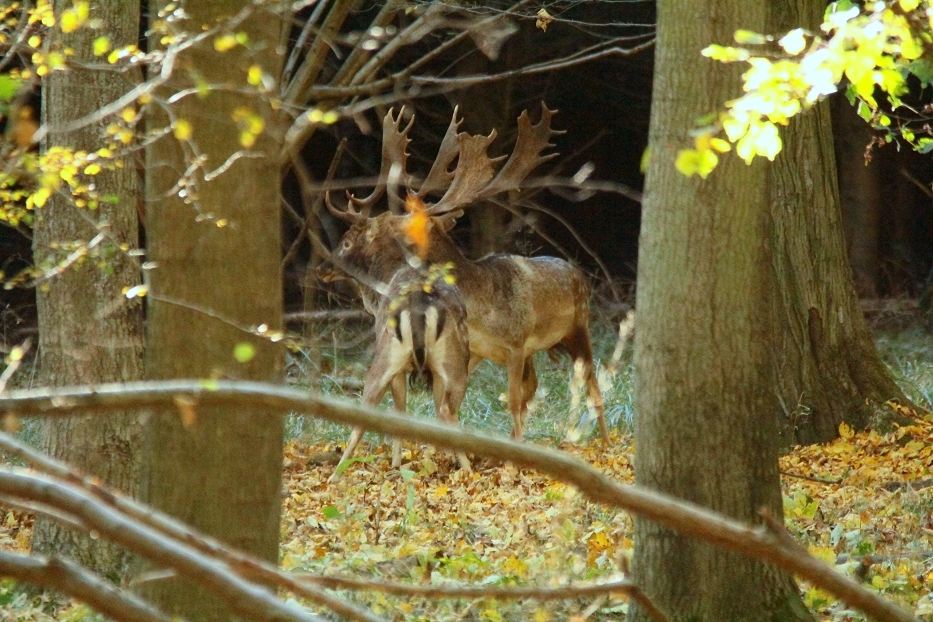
31, 0, 143, 581
630, 0, 809, 620
142, 2, 285, 619
767, 0, 910, 447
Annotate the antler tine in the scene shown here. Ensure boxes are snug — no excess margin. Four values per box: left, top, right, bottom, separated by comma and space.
480, 102, 563, 199
423, 129, 498, 216
415, 106, 463, 198
325, 190, 363, 223
354, 108, 415, 217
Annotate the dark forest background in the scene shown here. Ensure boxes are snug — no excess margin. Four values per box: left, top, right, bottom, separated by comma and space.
3, 0, 932, 347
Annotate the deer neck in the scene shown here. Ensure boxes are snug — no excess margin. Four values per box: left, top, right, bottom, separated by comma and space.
425, 229, 475, 275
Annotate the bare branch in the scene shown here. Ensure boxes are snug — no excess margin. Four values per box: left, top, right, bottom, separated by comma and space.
284, 0, 360, 106
0, 467, 328, 622
0, 551, 174, 622
0, 434, 384, 622
0, 381, 918, 622
408, 39, 655, 90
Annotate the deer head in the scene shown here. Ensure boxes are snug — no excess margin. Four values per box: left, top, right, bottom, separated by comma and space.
323, 103, 562, 267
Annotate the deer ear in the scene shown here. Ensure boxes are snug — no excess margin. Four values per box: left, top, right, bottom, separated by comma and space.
436, 210, 463, 232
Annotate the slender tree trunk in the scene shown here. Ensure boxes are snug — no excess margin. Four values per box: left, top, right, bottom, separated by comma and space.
767, 0, 910, 447
630, 0, 809, 619
832, 96, 882, 298
142, 2, 285, 619
31, 0, 143, 582
454, 50, 513, 258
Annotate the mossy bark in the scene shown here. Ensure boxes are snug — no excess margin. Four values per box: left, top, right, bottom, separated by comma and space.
31, 0, 144, 582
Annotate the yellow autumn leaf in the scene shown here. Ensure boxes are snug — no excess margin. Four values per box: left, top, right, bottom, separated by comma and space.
247, 65, 263, 86
83, 163, 101, 175
214, 34, 238, 52
173, 119, 192, 141
839, 422, 854, 438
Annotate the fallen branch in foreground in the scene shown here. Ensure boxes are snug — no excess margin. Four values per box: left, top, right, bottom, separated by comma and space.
298, 575, 669, 622
0, 551, 174, 622
0, 380, 917, 622
0, 468, 328, 622
0, 433, 383, 622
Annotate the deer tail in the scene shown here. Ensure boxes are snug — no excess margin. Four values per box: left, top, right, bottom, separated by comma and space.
397, 290, 446, 390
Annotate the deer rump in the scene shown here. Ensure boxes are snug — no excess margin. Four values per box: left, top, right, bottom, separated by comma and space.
330, 267, 471, 481
382, 270, 468, 393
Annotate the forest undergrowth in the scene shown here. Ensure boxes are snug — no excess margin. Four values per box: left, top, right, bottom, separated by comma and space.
1, 321, 933, 621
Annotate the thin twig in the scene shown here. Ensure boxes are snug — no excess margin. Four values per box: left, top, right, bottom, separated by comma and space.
0, 551, 176, 622
0, 381, 918, 622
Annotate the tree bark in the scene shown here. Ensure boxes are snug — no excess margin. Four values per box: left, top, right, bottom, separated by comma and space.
630, 0, 809, 619
31, 0, 144, 581
832, 95, 882, 298
767, 0, 910, 447
142, 2, 285, 619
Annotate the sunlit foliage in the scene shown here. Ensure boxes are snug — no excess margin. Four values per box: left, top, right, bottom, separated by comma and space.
677, 0, 933, 177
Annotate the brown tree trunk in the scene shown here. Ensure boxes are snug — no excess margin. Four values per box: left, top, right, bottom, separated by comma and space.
767, 0, 910, 447
630, 0, 809, 619
832, 95, 882, 298
31, 0, 144, 582
142, 2, 285, 619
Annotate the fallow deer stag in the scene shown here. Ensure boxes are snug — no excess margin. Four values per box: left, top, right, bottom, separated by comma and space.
329, 264, 472, 482
321, 104, 609, 444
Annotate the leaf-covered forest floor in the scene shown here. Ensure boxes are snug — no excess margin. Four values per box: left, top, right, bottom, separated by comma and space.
2, 324, 933, 621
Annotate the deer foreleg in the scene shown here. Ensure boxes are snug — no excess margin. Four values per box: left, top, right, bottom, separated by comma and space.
586, 370, 610, 445
390, 373, 407, 468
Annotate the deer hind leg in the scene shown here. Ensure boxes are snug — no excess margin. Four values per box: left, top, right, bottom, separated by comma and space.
330, 337, 401, 482
433, 376, 471, 473
506, 352, 529, 441
520, 357, 538, 433
390, 373, 407, 468
562, 327, 610, 445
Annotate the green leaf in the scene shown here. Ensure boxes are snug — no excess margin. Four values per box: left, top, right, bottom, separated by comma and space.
333, 454, 375, 476
321, 505, 341, 520
233, 342, 256, 363
856, 101, 872, 122
92, 36, 110, 57
733, 29, 769, 45
400, 468, 415, 482
0, 75, 21, 102
915, 138, 933, 154
907, 60, 933, 86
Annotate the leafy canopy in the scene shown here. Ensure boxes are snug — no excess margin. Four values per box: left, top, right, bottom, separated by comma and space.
677, 0, 933, 178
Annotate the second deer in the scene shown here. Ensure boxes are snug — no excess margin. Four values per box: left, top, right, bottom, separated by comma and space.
320, 104, 609, 444
329, 264, 472, 481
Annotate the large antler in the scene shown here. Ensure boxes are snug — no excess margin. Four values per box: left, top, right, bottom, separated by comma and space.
326, 107, 414, 221
422, 102, 561, 216
414, 106, 463, 198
